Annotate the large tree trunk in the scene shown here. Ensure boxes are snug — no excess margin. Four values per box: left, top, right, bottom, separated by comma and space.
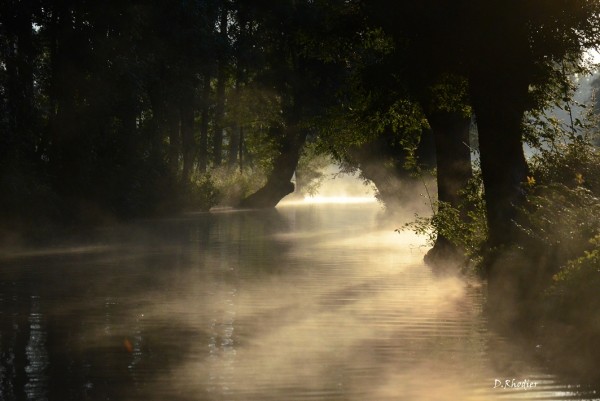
425, 112, 473, 266
471, 80, 532, 322
467, 5, 531, 251
238, 126, 307, 208
471, 79, 529, 250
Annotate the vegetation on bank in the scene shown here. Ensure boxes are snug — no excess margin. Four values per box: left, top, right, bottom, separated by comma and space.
403, 107, 600, 378
2, 0, 600, 382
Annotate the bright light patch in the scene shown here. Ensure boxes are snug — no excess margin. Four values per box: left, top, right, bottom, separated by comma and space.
279, 196, 377, 206
588, 49, 600, 64
305, 195, 377, 204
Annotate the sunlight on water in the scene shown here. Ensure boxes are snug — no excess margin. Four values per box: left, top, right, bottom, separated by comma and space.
280, 195, 378, 205
1, 203, 599, 400
285, 165, 379, 206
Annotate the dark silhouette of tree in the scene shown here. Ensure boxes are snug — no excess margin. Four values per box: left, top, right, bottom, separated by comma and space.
342, 1, 474, 265
238, 0, 360, 208
1, 0, 598, 234
366, 0, 600, 254
464, 1, 600, 251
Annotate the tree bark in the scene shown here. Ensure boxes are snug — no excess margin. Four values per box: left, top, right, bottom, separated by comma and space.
471, 78, 530, 250
467, 6, 532, 252
425, 112, 473, 265
238, 126, 307, 208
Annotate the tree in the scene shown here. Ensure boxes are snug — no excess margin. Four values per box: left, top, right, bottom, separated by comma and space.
367, 0, 600, 254
0, 0, 231, 224
238, 0, 361, 208
353, 2, 474, 264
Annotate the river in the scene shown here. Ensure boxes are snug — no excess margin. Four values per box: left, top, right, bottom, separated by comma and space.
0, 201, 597, 400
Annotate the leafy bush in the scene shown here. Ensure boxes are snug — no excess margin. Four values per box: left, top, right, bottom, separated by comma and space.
544, 234, 600, 355
516, 140, 600, 271
186, 173, 220, 211
402, 132, 600, 275
400, 169, 488, 267
295, 141, 331, 197
529, 139, 600, 195
211, 167, 267, 206
518, 184, 600, 267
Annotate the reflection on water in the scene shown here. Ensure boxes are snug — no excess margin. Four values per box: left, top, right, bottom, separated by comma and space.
0, 203, 598, 400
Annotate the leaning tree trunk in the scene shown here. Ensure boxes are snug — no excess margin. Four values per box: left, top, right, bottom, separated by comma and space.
238, 126, 307, 208
424, 111, 473, 266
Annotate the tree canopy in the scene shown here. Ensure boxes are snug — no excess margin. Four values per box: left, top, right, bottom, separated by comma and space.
1, 0, 599, 238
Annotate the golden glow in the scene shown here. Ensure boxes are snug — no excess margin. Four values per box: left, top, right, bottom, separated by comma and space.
279, 195, 377, 206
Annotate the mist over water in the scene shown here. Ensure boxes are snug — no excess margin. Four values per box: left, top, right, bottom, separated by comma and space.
0, 183, 598, 400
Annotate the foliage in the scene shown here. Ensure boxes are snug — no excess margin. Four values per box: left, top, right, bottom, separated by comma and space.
0, 0, 366, 224
544, 234, 600, 345
402, 124, 600, 274
314, 21, 430, 175
400, 169, 488, 266
210, 167, 267, 207
1, 0, 600, 228
519, 184, 600, 265
186, 174, 221, 212
553, 233, 600, 287
225, 84, 284, 131
524, 74, 599, 150
515, 138, 600, 273
530, 139, 600, 194
295, 141, 332, 197
241, 126, 281, 174
519, 104, 600, 376
426, 74, 472, 118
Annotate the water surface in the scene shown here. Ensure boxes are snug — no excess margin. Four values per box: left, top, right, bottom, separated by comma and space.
0, 203, 597, 400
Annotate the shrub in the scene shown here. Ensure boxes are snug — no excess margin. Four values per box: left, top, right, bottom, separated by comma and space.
400, 169, 488, 268
544, 234, 600, 349
517, 140, 600, 272
211, 167, 267, 206
187, 173, 220, 211
529, 139, 600, 196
